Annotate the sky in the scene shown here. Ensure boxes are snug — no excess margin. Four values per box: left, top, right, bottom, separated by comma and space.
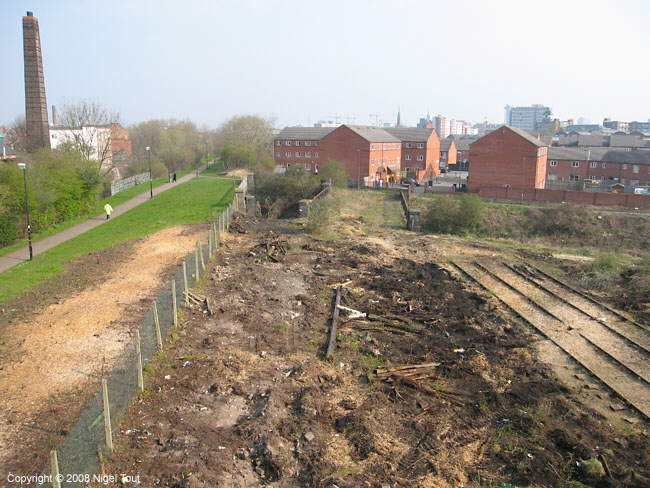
1, 0, 649, 129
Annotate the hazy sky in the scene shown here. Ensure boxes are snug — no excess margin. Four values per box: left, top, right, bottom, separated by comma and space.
1, 0, 649, 128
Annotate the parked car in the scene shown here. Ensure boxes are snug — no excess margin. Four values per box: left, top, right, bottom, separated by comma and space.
402, 177, 420, 186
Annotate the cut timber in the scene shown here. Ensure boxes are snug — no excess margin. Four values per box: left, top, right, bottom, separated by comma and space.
376, 362, 441, 374
325, 286, 342, 360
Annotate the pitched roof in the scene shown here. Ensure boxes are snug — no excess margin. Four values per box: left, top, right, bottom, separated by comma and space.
275, 126, 336, 140
610, 134, 650, 148
505, 126, 546, 147
345, 125, 400, 142
548, 147, 650, 165
385, 127, 434, 142
439, 139, 454, 151
449, 135, 478, 151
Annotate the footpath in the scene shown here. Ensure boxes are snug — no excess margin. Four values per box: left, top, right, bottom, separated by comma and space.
0, 169, 201, 274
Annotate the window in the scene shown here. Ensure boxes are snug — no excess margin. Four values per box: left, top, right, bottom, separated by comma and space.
296, 152, 301, 157
589, 161, 597, 168
314, 152, 319, 158
417, 155, 424, 161
633, 165, 640, 174
602, 163, 607, 168
570, 174, 580, 181
631, 179, 639, 187
405, 154, 411, 161
295, 141, 301, 146
305, 151, 311, 157
589, 175, 597, 180
304, 141, 311, 146
600, 176, 606, 181
275, 152, 281, 158
285, 151, 291, 157
547, 173, 557, 181
417, 143, 424, 149
571, 161, 580, 167
405, 143, 411, 148
285, 141, 292, 146
276, 141, 281, 146
622, 164, 628, 170
549, 160, 557, 166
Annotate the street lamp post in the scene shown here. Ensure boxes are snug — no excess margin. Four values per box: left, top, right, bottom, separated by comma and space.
17, 162, 33, 260
146, 146, 153, 199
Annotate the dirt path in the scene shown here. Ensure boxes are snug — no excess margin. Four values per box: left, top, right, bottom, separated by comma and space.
0, 224, 207, 480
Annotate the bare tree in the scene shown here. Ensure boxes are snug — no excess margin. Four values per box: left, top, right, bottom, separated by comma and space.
6, 115, 27, 153
56, 100, 120, 175
214, 115, 275, 157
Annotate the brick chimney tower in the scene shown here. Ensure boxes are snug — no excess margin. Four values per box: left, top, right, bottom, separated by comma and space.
23, 11, 51, 151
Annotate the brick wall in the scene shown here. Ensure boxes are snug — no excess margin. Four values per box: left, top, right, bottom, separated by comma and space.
477, 187, 650, 209
546, 158, 650, 186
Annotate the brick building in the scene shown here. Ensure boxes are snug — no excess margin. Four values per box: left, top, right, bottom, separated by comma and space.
385, 128, 441, 180
468, 125, 547, 190
23, 11, 50, 151
274, 125, 403, 185
439, 139, 457, 169
546, 147, 650, 189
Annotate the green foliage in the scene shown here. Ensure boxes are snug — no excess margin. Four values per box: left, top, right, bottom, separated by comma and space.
220, 145, 257, 170
306, 194, 342, 233
319, 160, 348, 187
422, 194, 484, 235
589, 254, 622, 273
524, 205, 592, 238
254, 167, 321, 217
0, 148, 102, 246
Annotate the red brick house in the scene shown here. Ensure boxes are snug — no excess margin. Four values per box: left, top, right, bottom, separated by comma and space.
322, 125, 401, 185
386, 128, 441, 180
439, 139, 457, 168
468, 126, 547, 190
273, 127, 335, 173
546, 147, 650, 189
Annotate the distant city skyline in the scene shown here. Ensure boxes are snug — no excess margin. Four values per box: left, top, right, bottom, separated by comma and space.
1, 0, 649, 129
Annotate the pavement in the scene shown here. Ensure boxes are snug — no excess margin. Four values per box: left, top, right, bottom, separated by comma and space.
0, 169, 202, 274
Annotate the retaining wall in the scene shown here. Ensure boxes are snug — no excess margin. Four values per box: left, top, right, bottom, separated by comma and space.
477, 187, 650, 209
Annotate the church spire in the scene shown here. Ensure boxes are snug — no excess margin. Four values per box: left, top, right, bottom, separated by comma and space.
396, 106, 401, 128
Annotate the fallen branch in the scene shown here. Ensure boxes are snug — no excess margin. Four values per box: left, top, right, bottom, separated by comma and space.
325, 286, 342, 360
337, 305, 366, 319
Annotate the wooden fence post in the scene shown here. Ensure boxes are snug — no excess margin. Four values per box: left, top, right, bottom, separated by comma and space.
102, 378, 113, 453
182, 261, 189, 305
195, 244, 200, 281
171, 280, 178, 327
135, 330, 144, 392
51, 450, 61, 488
199, 242, 205, 271
153, 301, 163, 351
208, 231, 213, 259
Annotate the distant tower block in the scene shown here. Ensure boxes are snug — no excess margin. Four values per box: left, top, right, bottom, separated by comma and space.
23, 11, 50, 151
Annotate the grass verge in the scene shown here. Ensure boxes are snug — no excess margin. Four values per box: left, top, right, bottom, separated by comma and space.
0, 177, 234, 303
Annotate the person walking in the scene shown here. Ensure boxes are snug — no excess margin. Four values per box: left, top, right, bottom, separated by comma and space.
172, 172, 177, 183
104, 202, 114, 220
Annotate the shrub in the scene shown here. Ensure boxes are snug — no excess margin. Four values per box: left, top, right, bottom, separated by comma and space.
318, 160, 348, 188
305, 194, 341, 232
254, 167, 321, 218
422, 194, 484, 235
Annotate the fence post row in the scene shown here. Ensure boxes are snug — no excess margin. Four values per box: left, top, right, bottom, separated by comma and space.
183, 261, 189, 305
199, 242, 205, 271
171, 279, 178, 327
195, 244, 200, 281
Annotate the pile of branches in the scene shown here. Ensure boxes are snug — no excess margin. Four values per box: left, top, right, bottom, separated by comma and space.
249, 231, 289, 262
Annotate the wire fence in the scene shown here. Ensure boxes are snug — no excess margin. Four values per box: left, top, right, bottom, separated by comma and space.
35, 180, 242, 488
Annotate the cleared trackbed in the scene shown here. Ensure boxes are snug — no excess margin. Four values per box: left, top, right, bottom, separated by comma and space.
451, 259, 650, 419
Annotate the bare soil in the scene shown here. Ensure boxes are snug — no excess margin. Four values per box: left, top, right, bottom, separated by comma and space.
95, 216, 650, 488
0, 224, 209, 483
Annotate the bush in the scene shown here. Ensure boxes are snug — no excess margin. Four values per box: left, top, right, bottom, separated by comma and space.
306, 195, 341, 232
254, 167, 321, 218
319, 160, 348, 187
524, 205, 594, 238
422, 194, 484, 235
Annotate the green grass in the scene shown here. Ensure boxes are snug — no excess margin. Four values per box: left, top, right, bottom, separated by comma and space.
0, 171, 191, 257
201, 160, 225, 176
0, 177, 235, 303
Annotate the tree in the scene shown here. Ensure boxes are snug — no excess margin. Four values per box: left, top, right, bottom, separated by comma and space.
319, 160, 348, 187
213, 115, 275, 158
5, 115, 27, 154
56, 100, 120, 175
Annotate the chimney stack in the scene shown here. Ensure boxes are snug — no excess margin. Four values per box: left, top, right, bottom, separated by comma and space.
52, 105, 58, 126
23, 11, 51, 151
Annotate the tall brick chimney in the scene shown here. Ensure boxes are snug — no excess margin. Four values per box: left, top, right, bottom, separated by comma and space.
23, 11, 51, 151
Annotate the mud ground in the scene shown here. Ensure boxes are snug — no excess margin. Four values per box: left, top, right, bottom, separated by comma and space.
96, 214, 650, 488
0, 224, 210, 483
